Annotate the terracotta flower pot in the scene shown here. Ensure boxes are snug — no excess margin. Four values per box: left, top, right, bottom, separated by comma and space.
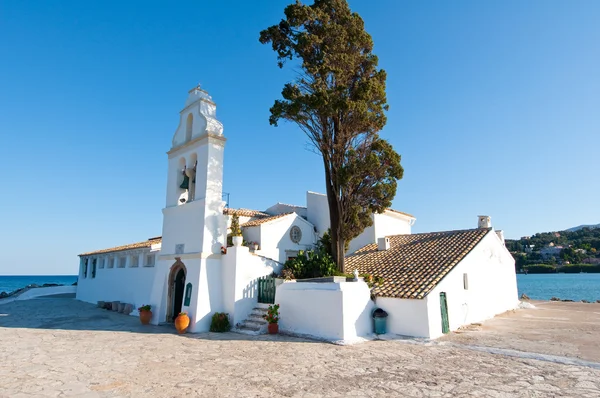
175, 313, 190, 334
139, 310, 152, 325
268, 323, 279, 334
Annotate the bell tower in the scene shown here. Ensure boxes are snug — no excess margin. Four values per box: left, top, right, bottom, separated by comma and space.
152, 85, 227, 332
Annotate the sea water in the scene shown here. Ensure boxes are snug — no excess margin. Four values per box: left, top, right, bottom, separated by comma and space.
517, 273, 600, 302
0, 275, 78, 294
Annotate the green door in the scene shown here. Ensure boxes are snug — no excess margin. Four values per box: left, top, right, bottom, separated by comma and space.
440, 292, 450, 334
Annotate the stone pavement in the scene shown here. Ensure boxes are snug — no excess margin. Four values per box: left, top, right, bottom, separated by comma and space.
1, 298, 599, 397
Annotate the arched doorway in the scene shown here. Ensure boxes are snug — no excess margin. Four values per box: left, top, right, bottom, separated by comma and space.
167, 260, 187, 322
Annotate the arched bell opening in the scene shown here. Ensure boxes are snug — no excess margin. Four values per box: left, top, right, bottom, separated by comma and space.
167, 260, 187, 323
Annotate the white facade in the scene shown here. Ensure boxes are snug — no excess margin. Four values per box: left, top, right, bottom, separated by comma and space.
76, 86, 516, 341
243, 213, 316, 263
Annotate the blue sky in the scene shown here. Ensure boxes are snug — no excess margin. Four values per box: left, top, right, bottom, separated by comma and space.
1, 1, 598, 275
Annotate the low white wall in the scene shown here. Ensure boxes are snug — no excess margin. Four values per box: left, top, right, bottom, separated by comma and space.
0, 286, 77, 305
275, 281, 374, 342
222, 246, 282, 326
374, 297, 430, 338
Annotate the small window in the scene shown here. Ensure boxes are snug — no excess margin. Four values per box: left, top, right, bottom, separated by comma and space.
108, 258, 114, 269
91, 259, 97, 279
145, 254, 155, 267
83, 258, 88, 278
98, 258, 104, 269
463, 273, 469, 290
130, 255, 139, 268
118, 257, 127, 268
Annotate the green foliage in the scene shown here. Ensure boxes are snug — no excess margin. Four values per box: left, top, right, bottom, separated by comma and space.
260, 0, 403, 271
263, 304, 280, 324
507, 227, 600, 272
137, 304, 151, 312
209, 312, 231, 332
230, 215, 242, 237
282, 249, 337, 279
522, 264, 600, 274
523, 264, 556, 274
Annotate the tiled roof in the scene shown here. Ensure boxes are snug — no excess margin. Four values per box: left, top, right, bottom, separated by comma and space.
79, 237, 162, 256
242, 213, 293, 227
223, 208, 269, 217
345, 228, 491, 299
386, 208, 415, 219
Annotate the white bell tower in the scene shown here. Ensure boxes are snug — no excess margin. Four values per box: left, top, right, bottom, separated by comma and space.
151, 85, 227, 332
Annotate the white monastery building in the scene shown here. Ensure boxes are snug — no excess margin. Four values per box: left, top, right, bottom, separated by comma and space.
77, 86, 518, 341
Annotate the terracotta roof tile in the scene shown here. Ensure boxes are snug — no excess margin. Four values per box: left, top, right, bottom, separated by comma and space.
80, 237, 162, 256
223, 208, 269, 217
242, 212, 293, 227
345, 228, 491, 299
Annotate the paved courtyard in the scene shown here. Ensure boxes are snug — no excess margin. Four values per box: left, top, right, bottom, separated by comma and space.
1, 298, 599, 397
440, 300, 600, 363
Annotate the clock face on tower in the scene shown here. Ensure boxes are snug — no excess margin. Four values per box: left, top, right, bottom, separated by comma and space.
290, 226, 302, 243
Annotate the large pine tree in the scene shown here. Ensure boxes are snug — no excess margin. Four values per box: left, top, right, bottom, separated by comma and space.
260, 0, 403, 271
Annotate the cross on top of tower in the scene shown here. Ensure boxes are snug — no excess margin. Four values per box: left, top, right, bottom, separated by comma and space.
188, 83, 206, 94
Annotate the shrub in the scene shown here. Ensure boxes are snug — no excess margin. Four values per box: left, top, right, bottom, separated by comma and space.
138, 304, 151, 312
282, 249, 337, 279
209, 312, 231, 332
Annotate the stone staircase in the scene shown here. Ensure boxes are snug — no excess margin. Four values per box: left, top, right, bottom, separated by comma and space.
234, 304, 270, 335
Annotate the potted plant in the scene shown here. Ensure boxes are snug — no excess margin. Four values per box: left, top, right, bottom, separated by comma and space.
230, 215, 243, 246
252, 241, 259, 251
263, 304, 280, 334
138, 304, 152, 325
175, 312, 190, 334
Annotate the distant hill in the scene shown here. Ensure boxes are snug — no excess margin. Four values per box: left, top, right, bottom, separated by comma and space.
566, 224, 600, 232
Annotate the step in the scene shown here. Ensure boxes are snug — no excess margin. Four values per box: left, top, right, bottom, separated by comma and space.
241, 320, 266, 328
252, 306, 269, 313
248, 314, 267, 322
238, 323, 261, 332
255, 303, 271, 310
234, 326, 262, 336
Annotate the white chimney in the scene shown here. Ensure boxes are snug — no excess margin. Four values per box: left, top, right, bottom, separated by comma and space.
496, 230, 505, 245
478, 215, 491, 229
378, 237, 390, 251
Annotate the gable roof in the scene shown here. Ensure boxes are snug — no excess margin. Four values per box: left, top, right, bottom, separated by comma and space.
241, 212, 294, 228
79, 237, 162, 257
344, 228, 491, 299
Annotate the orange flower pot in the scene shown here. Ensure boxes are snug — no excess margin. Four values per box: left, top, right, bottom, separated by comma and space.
175, 313, 190, 334
268, 323, 279, 334
139, 310, 152, 325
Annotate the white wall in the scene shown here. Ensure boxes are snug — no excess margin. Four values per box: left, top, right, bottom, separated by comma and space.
275, 281, 374, 342
307, 191, 414, 255
306, 191, 330, 237
257, 214, 316, 263
76, 253, 158, 310
374, 297, 430, 338
426, 231, 518, 339
374, 212, 412, 240
242, 226, 261, 247
221, 246, 282, 326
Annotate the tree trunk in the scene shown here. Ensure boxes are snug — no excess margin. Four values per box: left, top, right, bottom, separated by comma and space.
324, 167, 345, 272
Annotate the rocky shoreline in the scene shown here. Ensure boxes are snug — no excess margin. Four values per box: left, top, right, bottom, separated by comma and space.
520, 293, 600, 303
0, 282, 77, 299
